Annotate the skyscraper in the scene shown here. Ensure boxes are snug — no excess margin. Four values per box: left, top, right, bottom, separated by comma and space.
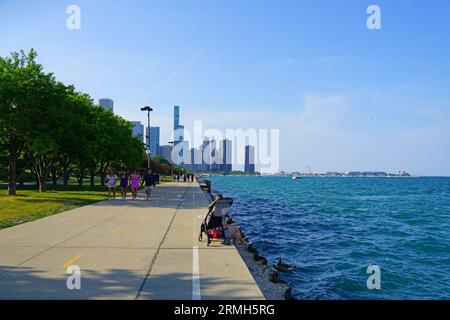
173, 106, 187, 167
201, 137, 211, 172
159, 145, 173, 164
147, 126, 160, 158
245, 145, 255, 173
174, 125, 184, 143
173, 106, 184, 144
99, 98, 113, 112
131, 121, 144, 143
189, 147, 203, 172
173, 106, 180, 132
217, 139, 232, 173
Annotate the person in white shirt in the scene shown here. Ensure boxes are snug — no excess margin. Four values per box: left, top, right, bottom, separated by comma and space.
105, 171, 118, 200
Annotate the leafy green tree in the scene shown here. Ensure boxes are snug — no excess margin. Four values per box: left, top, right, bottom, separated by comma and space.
55, 88, 94, 189
27, 79, 67, 192
1, 49, 147, 192
0, 49, 56, 195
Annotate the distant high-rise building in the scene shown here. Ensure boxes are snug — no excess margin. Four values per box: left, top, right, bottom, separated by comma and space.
131, 121, 144, 143
201, 137, 212, 172
174, 125, 184, 143
147, 126, 160, 158
210, 139, 217, 171
189, 148, 203, 172
159, 145, 173, 164
245, 145, 255, 173
175, 140, 189, 166
217, 139, 232, 173
173, 106, 180, 131
99, 98, 114, 112
172, 106, 187, 166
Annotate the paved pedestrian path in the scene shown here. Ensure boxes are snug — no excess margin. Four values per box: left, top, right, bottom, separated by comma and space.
0, 182, 264, 300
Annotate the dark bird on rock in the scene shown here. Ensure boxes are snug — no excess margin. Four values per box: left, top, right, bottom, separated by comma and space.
274, 257, 293, 272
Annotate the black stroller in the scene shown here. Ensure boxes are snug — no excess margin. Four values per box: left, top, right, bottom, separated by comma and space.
198, 197, 233, 246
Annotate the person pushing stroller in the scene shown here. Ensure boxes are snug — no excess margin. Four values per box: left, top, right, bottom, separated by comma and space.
198, 193, 233, 246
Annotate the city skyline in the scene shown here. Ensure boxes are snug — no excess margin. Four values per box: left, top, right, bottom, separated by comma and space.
2, 1, 450, 175
100, 99, 433, 175
99, 99, 437, 175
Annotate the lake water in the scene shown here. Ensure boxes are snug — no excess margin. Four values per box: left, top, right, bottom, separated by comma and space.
210, 176, 450, 299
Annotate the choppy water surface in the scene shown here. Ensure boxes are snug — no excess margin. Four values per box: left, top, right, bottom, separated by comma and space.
210, 176, 450, 299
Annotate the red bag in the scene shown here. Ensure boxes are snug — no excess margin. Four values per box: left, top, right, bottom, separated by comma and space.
208, 228, 222, 239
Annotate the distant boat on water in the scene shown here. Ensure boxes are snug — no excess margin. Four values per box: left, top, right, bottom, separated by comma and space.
292, 175, 301, 180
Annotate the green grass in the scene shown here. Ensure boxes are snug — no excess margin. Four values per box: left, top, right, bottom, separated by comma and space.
0, 185, 108, 230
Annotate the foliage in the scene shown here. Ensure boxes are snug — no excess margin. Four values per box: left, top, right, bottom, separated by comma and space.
0, 49, 149, 194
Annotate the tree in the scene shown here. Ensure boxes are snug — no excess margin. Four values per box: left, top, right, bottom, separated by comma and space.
55, 88, 94, 189
0, 49, 54, 195
26, 79, 67, 192
1, 49, 147, 193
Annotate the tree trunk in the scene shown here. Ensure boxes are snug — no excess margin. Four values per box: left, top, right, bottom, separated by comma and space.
90, 168, 95, 186
62, 156, 70, 190
100, 162, 106, 186
33, 156, 50, 193
38, 175, 47, 193
51, 166, 58, 185
77, 169, 85, 186
17, 167, 24, 186
7, 142, 17, 196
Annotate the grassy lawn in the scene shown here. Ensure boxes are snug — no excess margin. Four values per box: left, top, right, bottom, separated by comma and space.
0, 185, 108, 230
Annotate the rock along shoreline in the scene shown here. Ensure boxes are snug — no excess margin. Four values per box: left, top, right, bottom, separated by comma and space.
202, 188, 295, 300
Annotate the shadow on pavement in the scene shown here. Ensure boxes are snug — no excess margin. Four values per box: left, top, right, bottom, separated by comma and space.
0, 265, 259, 300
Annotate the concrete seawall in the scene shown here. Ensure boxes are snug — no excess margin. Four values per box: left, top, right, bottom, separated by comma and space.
202, 184, 293, 300
0, 181, 264, 300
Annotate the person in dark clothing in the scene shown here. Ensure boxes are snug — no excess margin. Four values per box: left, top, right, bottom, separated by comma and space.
142, 170, 155, 200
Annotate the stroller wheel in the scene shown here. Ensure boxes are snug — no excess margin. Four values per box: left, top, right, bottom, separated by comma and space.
206, 236, 211, 246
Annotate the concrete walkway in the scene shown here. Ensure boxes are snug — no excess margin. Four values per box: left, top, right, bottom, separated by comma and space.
0, 182, 264, 300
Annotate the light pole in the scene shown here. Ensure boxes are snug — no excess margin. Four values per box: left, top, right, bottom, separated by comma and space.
168, 141, 174, 178
141, 106, 153, 170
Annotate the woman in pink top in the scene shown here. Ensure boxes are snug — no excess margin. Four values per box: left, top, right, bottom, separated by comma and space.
129, 171, 140, 200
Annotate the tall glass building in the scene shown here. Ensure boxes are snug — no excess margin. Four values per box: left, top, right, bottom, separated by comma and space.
131, 121, 144, 143
159, 145, 173, 164
217, 139, 232, 173
245, 145, 256, 173
99, 98, 114, 112
173, 106, 180, 132
147, 126, 160, 158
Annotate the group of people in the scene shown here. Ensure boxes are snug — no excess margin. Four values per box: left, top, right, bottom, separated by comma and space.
105, 170, 156, 200
173, 173, 195, 182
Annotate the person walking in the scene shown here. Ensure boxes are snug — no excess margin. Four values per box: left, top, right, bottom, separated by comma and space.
130, 171, 140, 200
105, 171, 118, 200
119, 172, 129, 200
142, 170, 155, 200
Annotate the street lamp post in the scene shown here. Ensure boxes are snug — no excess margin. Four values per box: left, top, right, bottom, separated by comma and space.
141, 106, 153, 170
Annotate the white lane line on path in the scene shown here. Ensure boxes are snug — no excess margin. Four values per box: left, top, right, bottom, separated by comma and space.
135, 186, 188, 300
192, 245, 201, 300
192, 190, 202, 300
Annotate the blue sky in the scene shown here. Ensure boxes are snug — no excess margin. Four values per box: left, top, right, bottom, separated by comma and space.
1, 0, 450, 175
